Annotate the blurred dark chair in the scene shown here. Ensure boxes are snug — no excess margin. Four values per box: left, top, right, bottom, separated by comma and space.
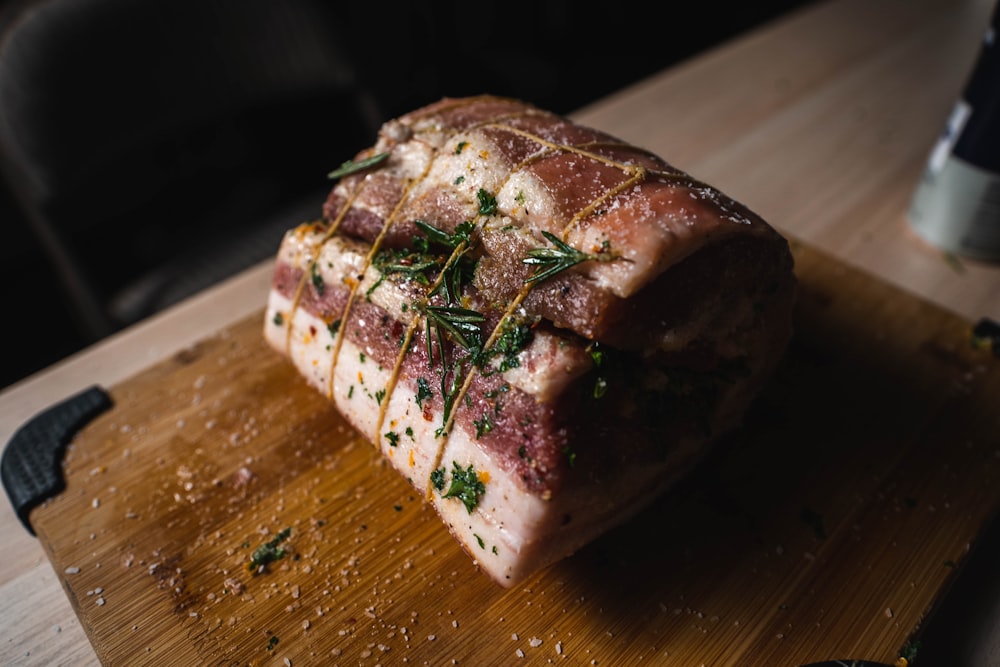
0, 0, 383, 342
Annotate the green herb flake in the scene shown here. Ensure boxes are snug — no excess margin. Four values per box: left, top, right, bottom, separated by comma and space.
474, 413, 494, 439
562, 445, 577, 468
454, 175, 465, 185
327, 151, 389, 180
310, 261, 325, 295
477, 316, 532, 373
430, 467, 447, 492
385, 431, 400, 447
474, 533, 485, 549
477, 188, 498, 216
266, 635, 279, 651
272, 312, 284, 326
455, 141, 468, 155
375, 388, 386, 405
327, 319, 341, 337
416, 377, 433, 407
441, 462, 486, 514
247, 527, 292, 574
405, 426, 415, 439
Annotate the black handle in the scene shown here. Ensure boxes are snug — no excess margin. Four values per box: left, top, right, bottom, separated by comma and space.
1, 385, 112, 535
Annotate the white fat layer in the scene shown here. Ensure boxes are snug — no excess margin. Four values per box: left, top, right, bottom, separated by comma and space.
278, 228, 422, 326
267, 286, 722, 587
497, 170, 560, 236
501, 333, 591, 403
277, 225, 326, 267
263, 290, 292, 353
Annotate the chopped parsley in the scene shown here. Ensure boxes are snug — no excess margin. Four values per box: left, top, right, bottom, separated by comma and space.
310, 261, 325, 295
272, 312, 284, 326
374, 388, 386, 405
385, 431, 400, 447
439, 462, 486, 513
477, 188, 498, 216
247, 527, 291, 574
430, 467, 447, 492
477, 316, 532, 373
415, 377, 433, 407
474, 534, 485, 549
327, 319, 341, 337
473, 413, 494, 439
455, 141, 468, 155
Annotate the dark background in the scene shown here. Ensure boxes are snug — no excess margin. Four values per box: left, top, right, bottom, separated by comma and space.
0, 0, 818, 390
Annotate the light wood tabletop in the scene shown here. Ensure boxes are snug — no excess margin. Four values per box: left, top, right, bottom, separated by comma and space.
2, 0, 998, 664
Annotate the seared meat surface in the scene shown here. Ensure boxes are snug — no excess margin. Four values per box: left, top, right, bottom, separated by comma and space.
265, 95, 795, 586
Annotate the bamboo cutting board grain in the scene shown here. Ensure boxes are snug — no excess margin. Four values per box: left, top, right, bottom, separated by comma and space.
27, 240, 1000, 666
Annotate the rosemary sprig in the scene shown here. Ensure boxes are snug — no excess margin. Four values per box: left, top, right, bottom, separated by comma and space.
414, 219, 475, 250
421, 304, 485, 361
523, 231, 613, 285
372, 248, 440, 285
327, 152, 389, 180
412, 220, 477, 305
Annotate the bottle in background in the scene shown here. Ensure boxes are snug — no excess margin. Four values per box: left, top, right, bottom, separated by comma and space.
908, 2, 1000, 262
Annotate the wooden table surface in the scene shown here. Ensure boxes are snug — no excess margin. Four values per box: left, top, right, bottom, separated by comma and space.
2, 0, 998, 664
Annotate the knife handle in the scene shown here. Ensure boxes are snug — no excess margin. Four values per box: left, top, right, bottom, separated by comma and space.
1, 385, 112, 535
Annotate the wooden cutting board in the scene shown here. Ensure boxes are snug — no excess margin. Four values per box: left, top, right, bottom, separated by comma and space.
26, 240, 1000, 666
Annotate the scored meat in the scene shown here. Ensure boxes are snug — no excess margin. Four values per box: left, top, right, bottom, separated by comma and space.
264, 95, 796, 587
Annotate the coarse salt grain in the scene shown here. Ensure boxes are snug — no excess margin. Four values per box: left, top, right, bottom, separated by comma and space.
64, 567, 80, 575
529, 637, 542, 648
